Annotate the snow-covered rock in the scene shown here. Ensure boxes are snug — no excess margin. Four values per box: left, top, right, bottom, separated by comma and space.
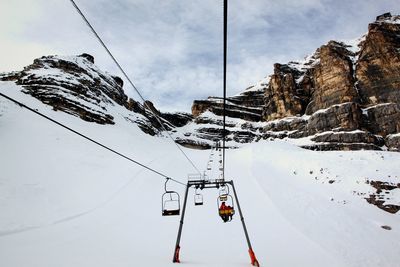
179, 13, 400, 151
2, 53, 128, 124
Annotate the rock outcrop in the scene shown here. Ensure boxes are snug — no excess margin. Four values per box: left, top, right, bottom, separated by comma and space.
1, 13, 399, 152
306, 41, 359, 114
362, 103, 400, 136
386, 134, 400, 151
264, 62, 310, 120
365, 179, 400, 214
0, 54, 189, 136
192, 78, 266, 122
356, 13, 400, 105
306, 102, 362, 134
5, 54, 128, 124
182, 13, 400, 151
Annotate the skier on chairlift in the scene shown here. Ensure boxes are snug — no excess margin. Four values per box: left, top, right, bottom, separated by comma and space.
219, 201, 229, 222
227, 204, 233, 221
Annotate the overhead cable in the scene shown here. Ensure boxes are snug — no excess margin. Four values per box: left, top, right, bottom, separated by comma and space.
222, 0, 228, 180
68, 0, 201, 176
0, 92, 186, 186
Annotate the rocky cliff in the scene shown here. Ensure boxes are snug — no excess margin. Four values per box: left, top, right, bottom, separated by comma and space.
0, 53, 190, 136
185, 13, 400, 151
1, 13, 399, 152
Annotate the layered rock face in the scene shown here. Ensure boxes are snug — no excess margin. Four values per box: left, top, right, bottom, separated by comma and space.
192, 87, 265, 122
6, 54, 127, 124
0, 54, 190, 135
1, 13, 399, 152
185, 13, 400, 151
357, 13, 400, 105
184, 80, 267, 148
264, 63, 309, 120
306, 41, 358, 114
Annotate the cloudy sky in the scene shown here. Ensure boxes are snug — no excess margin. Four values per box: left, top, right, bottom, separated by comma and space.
1, 0, 399, 111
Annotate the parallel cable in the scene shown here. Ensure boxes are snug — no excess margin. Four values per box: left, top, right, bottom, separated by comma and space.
68, 0, 201, 175
0, 92, 186, 186
222, 0, 228, 180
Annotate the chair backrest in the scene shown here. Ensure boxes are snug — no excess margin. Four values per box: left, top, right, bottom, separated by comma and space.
162, 191, 180, 216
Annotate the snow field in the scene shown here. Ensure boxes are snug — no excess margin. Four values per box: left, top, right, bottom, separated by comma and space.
1, 82, 399, 267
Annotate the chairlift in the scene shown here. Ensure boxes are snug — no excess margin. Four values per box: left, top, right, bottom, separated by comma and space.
219, 184, 229, 196
194, 189, 204, 206
217, 185, 235, 222
162, 179, 180, 216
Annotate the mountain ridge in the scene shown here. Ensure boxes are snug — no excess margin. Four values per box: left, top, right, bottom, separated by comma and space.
182, 12, 400, 151
1, 12, 400, 152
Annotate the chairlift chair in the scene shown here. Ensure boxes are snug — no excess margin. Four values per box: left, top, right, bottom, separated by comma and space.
217, 185, 235, 222
194, 189, 204, 206
162, 179, 180, 216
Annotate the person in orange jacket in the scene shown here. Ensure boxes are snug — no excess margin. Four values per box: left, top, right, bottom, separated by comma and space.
219, 202, 229, 222
227, 205, 234, 221
220, 201, 227, 209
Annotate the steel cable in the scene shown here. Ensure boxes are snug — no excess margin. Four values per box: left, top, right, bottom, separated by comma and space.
0, 92, 186, 186
68, 0, 201, 176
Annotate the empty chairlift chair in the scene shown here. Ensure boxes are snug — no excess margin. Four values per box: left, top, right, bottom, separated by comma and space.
194, 189, 204, 206
162, 179, 180, 216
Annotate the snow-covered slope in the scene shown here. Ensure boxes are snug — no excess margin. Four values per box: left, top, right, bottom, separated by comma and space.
1, 81, 399, 267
